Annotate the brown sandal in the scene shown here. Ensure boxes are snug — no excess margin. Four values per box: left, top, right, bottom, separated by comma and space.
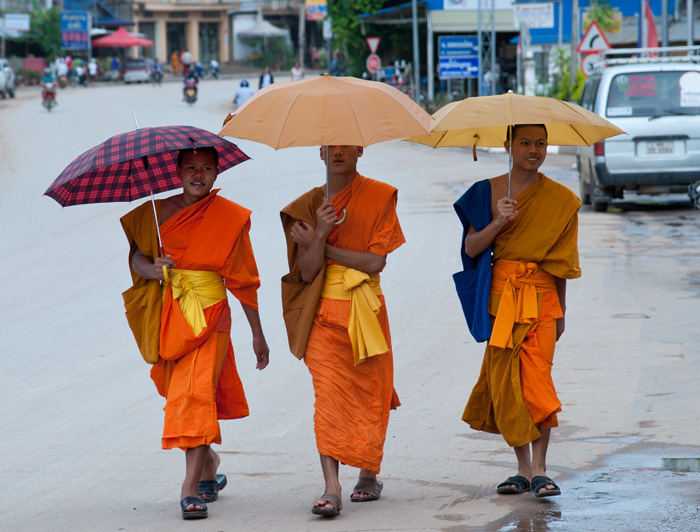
311, 492, 341, 517
351, 478, 383, 502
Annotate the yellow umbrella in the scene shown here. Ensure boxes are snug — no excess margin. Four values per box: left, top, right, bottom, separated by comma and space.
407, 92, 624, 148
219, 73, 431, 221
405, 92, 625, 196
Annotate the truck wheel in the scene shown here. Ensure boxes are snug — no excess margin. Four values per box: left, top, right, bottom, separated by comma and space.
579, 171, 591, 205
8, 87, 15, 98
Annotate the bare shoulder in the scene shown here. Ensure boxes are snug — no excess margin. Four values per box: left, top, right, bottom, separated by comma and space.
160, 194, 184, 224
489, 174, 508, 200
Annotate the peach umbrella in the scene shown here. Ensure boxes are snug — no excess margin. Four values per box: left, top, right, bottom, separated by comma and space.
219, 73, 431, 221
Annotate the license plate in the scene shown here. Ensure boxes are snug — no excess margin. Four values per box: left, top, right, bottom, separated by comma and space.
646, 141, 674, 155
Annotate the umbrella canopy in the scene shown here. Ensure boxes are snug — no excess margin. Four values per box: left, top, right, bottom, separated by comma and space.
92, 27, 153, 48
237, 19, 289, 39
219, 73, 431, 149
45, 125, 249, 207
405, 92, 625, 148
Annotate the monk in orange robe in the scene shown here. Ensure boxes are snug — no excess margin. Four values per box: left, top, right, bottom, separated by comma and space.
281, 145, 404, 517
121, 147, 269, 520
459, 125, 580, 498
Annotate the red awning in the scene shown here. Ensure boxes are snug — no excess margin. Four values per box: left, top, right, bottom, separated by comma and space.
92, 27, 153, 48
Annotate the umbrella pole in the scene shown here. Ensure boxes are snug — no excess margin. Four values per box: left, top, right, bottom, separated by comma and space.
325, 145, 348, 225
507, 126, 512, 198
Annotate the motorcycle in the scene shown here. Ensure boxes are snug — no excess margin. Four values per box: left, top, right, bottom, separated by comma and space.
57, 74, 68, 89
151, 69, 163, 86
184, 77, 197, 105
192, 62, 205, 79
42, 83, 57, 112
207, 60, 220, 80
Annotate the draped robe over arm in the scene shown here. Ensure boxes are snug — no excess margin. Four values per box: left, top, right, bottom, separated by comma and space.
121, 190, 261, 450
281, 174, 404, 473
460, 174, 581, 447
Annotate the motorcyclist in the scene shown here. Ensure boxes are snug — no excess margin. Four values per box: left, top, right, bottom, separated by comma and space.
208, 59, 220, 79
182, 71, 198, 101
193, 61, 204, 78
41, 68, 57, 104
233, 79, 254, 109
151, 58, 163, 83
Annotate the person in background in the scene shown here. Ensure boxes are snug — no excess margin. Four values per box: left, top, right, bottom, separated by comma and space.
291, 60, 304, 81
171, 50, 180, 75
233, 79, 254, 109
258, 66, 274, 89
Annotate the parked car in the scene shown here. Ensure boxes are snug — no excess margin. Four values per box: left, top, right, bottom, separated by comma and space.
122, 58, 153, 84
0, 58, 16, 98
577, 46, 700, 211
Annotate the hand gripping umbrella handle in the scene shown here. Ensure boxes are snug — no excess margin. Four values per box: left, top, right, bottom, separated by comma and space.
334, 209, 347, 225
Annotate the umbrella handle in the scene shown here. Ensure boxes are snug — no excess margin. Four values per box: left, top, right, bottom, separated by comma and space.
333, 208, 347, 226
163, 265, 169, 283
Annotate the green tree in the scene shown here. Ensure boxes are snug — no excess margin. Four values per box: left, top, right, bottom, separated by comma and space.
327, 0, 384, 76
586, 0, 616, 32
16, 2, 61, 59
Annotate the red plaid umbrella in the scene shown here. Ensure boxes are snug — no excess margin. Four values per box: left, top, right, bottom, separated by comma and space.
45, 125, 250, 206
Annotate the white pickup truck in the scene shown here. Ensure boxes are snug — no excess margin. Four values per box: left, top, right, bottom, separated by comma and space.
0, 58, 16, 99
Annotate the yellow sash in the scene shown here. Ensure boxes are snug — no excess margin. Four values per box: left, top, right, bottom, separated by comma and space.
489, 260, 556, 349
321, 264, 389, 366
164, 269, 227, 336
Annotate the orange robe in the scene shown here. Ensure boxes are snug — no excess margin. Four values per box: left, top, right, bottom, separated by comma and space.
462, 174, 581, 447
121, 190, 260, 450
281, 174, 404, 473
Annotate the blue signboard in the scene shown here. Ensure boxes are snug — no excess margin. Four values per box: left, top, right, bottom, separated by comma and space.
438, 36, 479, 79
60, 10, 89, 51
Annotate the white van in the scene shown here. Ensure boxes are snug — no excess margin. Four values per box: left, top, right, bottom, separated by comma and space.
577, 47, 700, 211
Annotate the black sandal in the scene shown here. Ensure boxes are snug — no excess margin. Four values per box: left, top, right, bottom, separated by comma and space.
199, 473, 227, 503
531, 476, 561, 498
496, 475, 531, 494
180, 496, 208, 519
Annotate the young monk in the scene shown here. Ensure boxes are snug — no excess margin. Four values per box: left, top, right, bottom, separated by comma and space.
455, 125, 581, 498
121, 147, 269, 520
280, 145, 404, 517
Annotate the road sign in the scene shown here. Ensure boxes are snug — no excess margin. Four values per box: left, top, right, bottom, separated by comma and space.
439, 57, 479, 79
438, 36, 479, 79
580, 52, 601, 78
60, 11, 90, 51
366, 54, 381, 73
576, 20, 611, 53
366, 37, 380, 54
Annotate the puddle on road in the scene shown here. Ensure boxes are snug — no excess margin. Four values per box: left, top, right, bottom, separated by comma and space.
487, 451, 700, 532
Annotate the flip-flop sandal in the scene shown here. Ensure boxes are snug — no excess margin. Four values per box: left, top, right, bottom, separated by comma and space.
311, 492, 341, 517
496, 475, 531, 494
531, 476, 561, 498
180, 496, 208, 519
351, 478, 383, 502
199, 473, 227, 503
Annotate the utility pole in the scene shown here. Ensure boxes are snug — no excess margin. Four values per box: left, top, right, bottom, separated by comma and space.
411, 0, 419, 102
1, 0, 6, 59
298, 1, 305, 66
570, 0, 578, 89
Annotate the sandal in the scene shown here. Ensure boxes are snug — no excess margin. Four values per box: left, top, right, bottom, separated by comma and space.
180, 496, 208, 519
351, 477, 383, 502
531, 476, 561, 498
312, 492, 341, 517
496, 475, 530, 495
199, 473, 227, 503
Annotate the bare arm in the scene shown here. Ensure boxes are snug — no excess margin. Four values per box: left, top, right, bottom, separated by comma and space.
325, 245, 386, 273
131, 247, 176, 282
290, 200, 336, 283
240, 303, 269, 370
464, 197, 519, 258
555, 276, 567, 341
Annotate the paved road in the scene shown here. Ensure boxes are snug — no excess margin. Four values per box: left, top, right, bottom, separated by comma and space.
1, 79, 699, 532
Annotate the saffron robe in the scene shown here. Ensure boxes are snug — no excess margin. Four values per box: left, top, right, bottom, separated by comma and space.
460, 174, 581, 447
281, 173, 404, 473
121, 190, 260, 450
